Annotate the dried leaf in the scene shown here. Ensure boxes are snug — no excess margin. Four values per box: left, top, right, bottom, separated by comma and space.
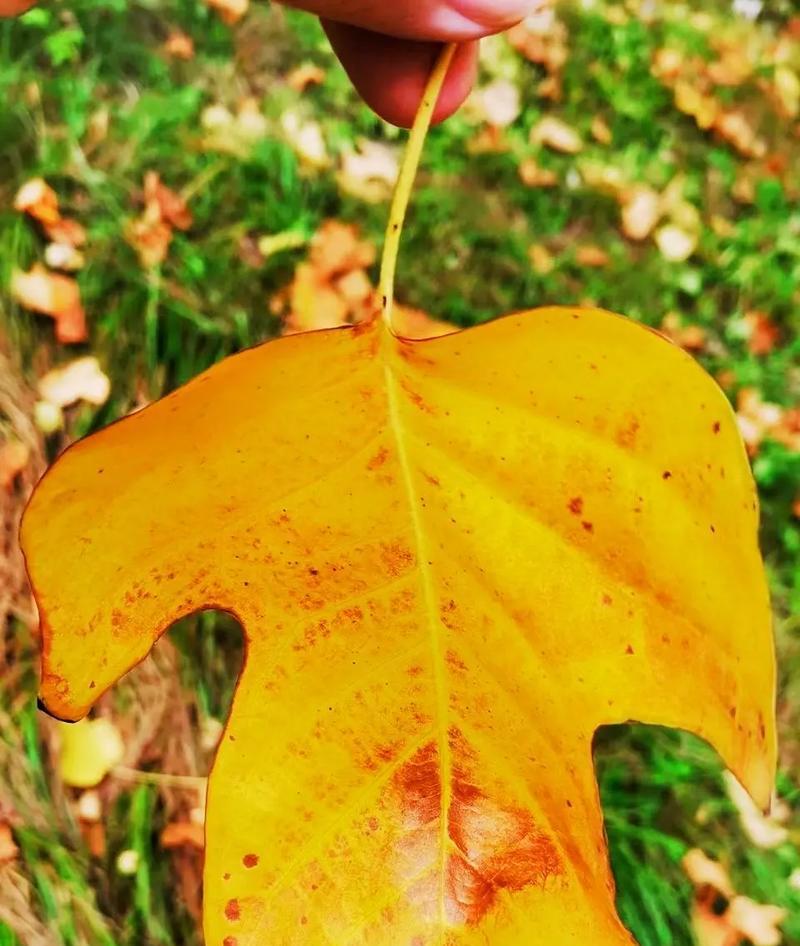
674, 81, 720, 130
0, 823, 18, 865
204, 0, 247, 24
743, 311, 780, 356
714, 111, 766, 159
38, 357, 110, 409
281, 111, 329, 169
0, 440, 30, 490
528, 243, 555, 274
11, 264, 87, 343
655, 224, 698, 262
659, 313, 707, 353
474, 79, 521, 128
286, 63, 326, 93
530, 116, 583, 153
575, 245, 610, 268
621, 186, 661, 240
723, 771, 789, 849
590, 115, 613, 145
45, 241, 85, 272
25, 307, 775, 946
14, 178, 60, 226
337, 140, 399, 204
59, 718, 124, 789
683, 848, 735, 897
162, 821, 206, 850
144, 172, 192, 231
519, 159, 558, 188
164, 30, 195, 61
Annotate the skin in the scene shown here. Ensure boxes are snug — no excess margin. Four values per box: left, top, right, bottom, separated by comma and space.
279, 0, 542, 126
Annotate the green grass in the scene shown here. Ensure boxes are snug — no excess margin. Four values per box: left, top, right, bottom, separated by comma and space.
1, 1, 800, 944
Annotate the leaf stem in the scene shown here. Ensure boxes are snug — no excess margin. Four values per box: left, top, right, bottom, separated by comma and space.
379, 43, 458, 335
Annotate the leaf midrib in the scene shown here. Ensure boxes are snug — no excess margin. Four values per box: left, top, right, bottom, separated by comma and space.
383, 359, 451, 942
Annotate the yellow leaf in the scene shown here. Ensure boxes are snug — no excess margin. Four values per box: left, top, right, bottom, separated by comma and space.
23, 308, 775, 946
58, 718, 124, 788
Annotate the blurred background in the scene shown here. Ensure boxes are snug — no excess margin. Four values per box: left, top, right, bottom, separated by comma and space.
1, 0, 799, 944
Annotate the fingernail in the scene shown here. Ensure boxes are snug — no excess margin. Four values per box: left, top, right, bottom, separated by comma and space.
447, 0, 542, 31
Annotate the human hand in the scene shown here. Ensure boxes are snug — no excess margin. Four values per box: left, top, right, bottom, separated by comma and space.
280, 1, 539, 126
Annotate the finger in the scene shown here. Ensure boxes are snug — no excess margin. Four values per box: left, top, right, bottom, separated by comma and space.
283, 0, 538, 41
323, 21, 478, 128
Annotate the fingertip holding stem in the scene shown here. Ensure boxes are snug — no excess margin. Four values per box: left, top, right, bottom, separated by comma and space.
322, 21, 477, 128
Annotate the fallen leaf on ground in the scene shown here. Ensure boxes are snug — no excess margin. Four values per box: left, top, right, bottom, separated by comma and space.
0, 0, 38, 14
11, 264, 87, 343
0, 440, 29, 491
736, 388, 800, 455
519, 158, 558, 188
590, 115, 613, 145
59, 718, 124, 789
337, 140, 399, 203
164, 31, 195, 60
38, 356, 110, 409
144, 171, 192, 231
528, 243, 555, 274
723, 771, 789, 849
286, 63, 326, 92
201, 99, 267, 156
655, 224, 698, 262
575, 245, 610, 267
714, 111, 766, 159
621, 185, 661, 240
474, 78, 521, 128
204, 0, 247, 24
162, 821, 206, 850
0, 823, 18, 864
45, 242, 84, 272
659, 313, 707, 353
684, 848, 787, 946
25, 302, 775, 946
743, 311, 780, 355
281, 110, 329, 169
14, 178, 60, 226
530, 116, 583, 153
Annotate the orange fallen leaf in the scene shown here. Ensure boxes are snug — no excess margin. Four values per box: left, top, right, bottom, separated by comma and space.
144, 171, 192, 231
659, 313, 707, 353
529, 243, 556, 275
0, 440, 30, 490
530, 115, 583, 153
204, 0, 247, 24
590, 115, 613, 145
743, 311, 780, 356
14, 177, 60, 226
161, 821, 206, 850
0, 823, 18, 864
519, 159, 558, 188
575, 245, 610, 267
684, 848, 786, 946
11, 264, 87, 343
24, 303, 775, 946
286, 63, 326, 93
164, 30, 195, 61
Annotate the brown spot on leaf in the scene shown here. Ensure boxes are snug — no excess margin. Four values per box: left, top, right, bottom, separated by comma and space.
380, 542, 414, 577
223, 937, 237, 946
581, 521, 594, 533
393, 732, 562, 927
367, 447, 389, 470
713, 421, 721, 433
224, 899, 240, 921
568, 496, 583, 516
242, 854, 259, 868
